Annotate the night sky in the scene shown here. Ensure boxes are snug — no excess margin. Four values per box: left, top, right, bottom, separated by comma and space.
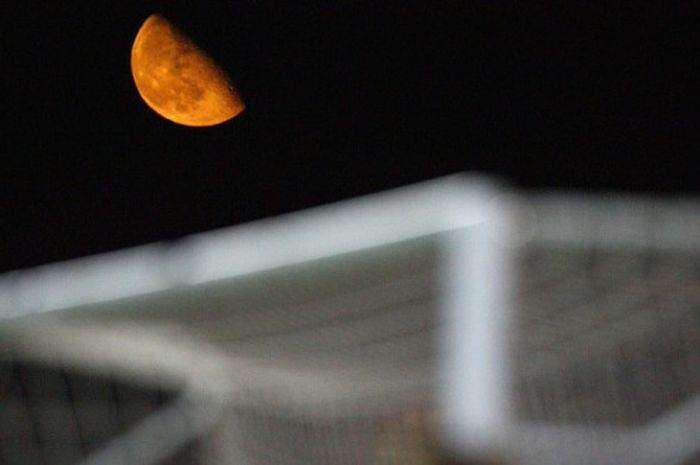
2, 2, 698, 272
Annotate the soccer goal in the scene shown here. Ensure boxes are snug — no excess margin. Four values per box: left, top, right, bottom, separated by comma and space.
1, 175, 698, 465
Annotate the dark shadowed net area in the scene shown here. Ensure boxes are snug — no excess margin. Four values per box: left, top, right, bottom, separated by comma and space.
0, 361, 200, 465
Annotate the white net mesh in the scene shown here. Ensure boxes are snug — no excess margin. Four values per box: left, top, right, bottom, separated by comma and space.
513, 195, 700, 465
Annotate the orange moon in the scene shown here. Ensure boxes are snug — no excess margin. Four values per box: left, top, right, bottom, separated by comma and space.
131, 14, 244, 127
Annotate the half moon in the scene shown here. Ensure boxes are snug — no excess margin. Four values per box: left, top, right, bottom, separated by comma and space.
131, 14, 244, 127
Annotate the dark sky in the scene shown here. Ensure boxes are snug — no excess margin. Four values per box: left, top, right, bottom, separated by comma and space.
2, 1, 698, 272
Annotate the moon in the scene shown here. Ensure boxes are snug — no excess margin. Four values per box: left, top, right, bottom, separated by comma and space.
131, 14, 244, 127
